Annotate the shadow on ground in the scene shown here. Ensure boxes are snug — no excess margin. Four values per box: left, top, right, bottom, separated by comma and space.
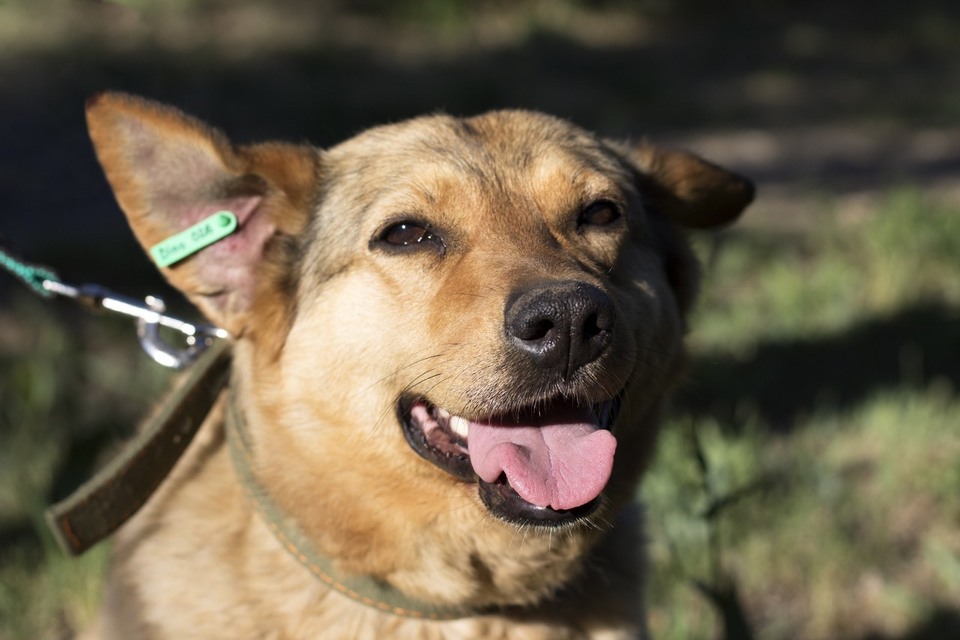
859, 608, 960, 640
679, 302, 960, 431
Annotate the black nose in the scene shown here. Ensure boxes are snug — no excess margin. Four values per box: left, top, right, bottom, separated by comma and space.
504, 281, 615, 379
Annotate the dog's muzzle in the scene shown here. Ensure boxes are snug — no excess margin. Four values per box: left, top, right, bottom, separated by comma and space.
399, 279, 624, 527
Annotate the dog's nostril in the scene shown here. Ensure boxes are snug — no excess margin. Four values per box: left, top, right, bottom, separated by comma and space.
582, 312, 603, 340
521, 319, 555, 342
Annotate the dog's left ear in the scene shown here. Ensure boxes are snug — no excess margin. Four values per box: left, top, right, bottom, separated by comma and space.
618, 142, 755, 229
86, 93, 318, 336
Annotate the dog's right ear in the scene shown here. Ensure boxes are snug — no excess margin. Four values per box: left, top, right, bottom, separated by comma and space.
616, 142, 755, 230
86, 93, 318, 337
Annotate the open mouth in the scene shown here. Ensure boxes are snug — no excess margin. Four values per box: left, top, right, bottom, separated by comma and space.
398, 394, 622, 527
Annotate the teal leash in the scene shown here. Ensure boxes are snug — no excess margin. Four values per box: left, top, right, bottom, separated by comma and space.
1, 209, 241, 366
0, 242, 229, 369
0, 245, 59, 298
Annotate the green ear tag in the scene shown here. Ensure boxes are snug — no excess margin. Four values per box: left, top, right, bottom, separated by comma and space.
149, 211, 238, 268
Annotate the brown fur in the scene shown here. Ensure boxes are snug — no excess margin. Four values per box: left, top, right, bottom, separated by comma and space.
82, 93, 753, 639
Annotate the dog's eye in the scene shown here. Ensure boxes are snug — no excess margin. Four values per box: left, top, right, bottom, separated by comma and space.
376, 221, 445, 253
578, 200, 622, 228
383, 222, 428, 245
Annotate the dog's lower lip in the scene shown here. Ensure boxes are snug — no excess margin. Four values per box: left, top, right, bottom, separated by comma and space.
478, 478, 602, 528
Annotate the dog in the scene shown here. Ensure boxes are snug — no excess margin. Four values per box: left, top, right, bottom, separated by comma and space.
80, 93, 753, 639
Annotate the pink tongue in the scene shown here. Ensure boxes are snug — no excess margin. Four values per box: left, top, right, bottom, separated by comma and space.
467, 406, 617, 511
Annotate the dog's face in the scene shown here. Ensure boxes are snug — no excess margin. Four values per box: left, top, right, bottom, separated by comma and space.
86, 94, 752, 608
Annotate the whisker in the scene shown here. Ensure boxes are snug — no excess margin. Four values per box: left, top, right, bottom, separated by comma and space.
368, 369, 446, 434
447, 291, 491, 300
351, 352, 448, 400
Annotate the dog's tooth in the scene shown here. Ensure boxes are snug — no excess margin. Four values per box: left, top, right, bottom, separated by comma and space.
450, 415, 470, 440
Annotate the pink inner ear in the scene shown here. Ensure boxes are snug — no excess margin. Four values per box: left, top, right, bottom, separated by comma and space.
167, 195, 273, 314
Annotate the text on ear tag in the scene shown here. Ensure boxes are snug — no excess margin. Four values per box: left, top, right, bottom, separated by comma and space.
149, 211, 238, 268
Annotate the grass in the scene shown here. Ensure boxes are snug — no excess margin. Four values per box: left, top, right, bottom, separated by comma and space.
691, 188, 960, 354
0, 296, 172, 639
1, 188, 958, 639
642, 188, 960, 639
645, 387, 960, 639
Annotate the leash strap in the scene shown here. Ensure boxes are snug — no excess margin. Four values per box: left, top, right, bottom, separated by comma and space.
46, 340, 232, 555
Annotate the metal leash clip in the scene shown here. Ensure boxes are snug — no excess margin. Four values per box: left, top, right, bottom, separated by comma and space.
41, 279, 230, 370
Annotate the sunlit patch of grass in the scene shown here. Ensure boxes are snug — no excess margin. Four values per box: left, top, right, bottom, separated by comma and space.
690, 188, 960, 355
860, 189, 960, 308
741, 385, 959, 639
646, 384, 960, 640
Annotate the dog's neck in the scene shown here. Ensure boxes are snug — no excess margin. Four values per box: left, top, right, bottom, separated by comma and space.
224, 341, 652, 631
224, 391, 491, 622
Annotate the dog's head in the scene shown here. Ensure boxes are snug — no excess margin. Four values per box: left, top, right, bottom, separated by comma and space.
87, 93, 752, 608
